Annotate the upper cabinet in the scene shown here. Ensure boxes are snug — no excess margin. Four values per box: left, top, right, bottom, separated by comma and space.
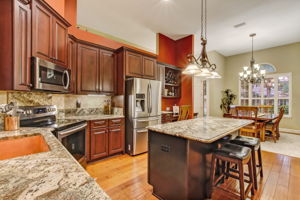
77, 40, 116, 95
32, 0, 70, 67
0, 0, 32, 90
68, 35, 77, 93
100, 49, 116, 94
115, 47, 158, 95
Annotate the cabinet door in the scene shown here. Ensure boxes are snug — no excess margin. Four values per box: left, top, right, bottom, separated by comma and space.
32, 0, 52, 60
52, 17, 68, 67
125, 51, 143, 77
77, 44, 99, 94
13, 0, 31, 90
67, 37, 77, 93
143, 56, 157, 79
108, 126, 124, 155
91, 128, 109, 160
100, 49, 115, 94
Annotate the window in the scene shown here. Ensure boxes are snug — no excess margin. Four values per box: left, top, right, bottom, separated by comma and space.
239, 73, 292, 117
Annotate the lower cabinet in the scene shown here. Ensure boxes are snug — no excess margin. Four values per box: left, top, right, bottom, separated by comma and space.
90, 118, 124, 161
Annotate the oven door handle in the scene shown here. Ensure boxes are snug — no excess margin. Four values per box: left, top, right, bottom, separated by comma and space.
57, 123, 87, 141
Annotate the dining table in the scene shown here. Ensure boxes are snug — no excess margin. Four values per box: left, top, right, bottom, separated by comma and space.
231, 113, 279, 141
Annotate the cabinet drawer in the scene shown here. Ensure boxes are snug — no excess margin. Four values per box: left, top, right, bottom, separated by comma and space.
91, 120, 108, 129
109, 118, 124, 127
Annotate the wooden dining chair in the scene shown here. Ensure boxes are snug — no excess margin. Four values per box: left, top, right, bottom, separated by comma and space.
265, 107, 285, 142
236, 106, 263, 138
258, 105, 273, 114
177, 105, 190, 121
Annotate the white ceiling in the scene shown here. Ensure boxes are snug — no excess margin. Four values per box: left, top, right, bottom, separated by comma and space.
77, 0, 300, 56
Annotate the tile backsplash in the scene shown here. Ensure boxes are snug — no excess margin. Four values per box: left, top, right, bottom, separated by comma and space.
0, 91, 122, 125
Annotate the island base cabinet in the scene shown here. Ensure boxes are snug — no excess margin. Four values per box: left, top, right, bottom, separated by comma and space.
148, 130, 218, 200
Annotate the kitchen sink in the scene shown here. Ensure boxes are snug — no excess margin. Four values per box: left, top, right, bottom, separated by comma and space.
0, 134, 50, 160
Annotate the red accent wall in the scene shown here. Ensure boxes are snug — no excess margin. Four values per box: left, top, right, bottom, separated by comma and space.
158, 34, 194, 117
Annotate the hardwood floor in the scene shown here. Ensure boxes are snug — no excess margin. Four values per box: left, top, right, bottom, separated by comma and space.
86, 151, 300, 200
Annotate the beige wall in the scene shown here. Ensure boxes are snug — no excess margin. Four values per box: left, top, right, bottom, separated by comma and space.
207, 51, 226, 117
224, 42, 300, 130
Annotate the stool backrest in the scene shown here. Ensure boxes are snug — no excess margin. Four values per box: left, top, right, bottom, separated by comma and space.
178, 105, 190, 121
236, 106, 258, 122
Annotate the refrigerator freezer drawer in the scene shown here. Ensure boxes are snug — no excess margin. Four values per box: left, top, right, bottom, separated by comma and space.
133, 117, 161, 129
133, 128, 148, 155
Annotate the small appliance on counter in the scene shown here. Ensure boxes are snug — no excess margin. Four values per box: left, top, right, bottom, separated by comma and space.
125, 78, 162, 156
19, 105, 87, 167
173, 105, 180, 115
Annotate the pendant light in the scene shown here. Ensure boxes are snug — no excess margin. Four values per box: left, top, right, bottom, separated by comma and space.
182, 0, 221, 79
239, 33, 266, 84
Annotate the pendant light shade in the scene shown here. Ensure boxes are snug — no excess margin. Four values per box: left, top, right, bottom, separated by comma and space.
182, 63, 201, 75
182, 0, 220, 79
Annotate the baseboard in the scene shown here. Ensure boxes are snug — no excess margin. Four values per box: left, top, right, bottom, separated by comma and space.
280, 128, 300, 135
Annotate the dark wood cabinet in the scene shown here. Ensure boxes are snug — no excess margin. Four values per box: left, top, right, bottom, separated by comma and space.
91, 128, 109, 160
32, 0, 70, 67
89, 118, 124, 161
77, 43, 99, 94
143, 56, 157, 79
0, 0, 31, 90
115, 47, 157, 95
108, 127, 124, 155
76, 40, 116, 95
100, 49, 116, 94
67, 35, 77, 93
52, 16, 68, 66
126, 51, 143, 77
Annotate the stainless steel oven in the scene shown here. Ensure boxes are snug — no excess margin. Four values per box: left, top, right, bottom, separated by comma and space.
32, 57, 70, 92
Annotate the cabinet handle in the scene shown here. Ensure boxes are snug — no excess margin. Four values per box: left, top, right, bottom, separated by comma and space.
111, 119, 121, 123
94, 121, 106, 125
94, 131, 106, 135
26, 83, 33, 87
110, 129, 121, 132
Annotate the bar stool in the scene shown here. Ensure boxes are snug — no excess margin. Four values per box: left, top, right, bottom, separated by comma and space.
230, 136, 263, 190
210, 143, 255, 200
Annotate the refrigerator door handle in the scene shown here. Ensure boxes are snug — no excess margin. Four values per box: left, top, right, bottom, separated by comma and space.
149, 83, 152, 114
147, 83, 150, 114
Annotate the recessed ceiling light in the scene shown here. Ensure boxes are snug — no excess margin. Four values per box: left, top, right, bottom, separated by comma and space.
162, 0, 170, 2
234, 22, 246, 28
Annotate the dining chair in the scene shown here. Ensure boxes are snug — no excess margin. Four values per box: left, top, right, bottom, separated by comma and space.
265, 107, 285, 142
177, 105, 190, 121
235, 106, 263, 138
258, 105, 273, 114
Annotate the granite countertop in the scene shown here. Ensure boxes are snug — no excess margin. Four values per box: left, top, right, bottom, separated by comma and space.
0, 128, 110, 200
63, 114, 124, 121
147, 116, 253, 143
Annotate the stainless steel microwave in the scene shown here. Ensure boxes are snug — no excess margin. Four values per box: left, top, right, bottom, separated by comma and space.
31, 57, 70, 92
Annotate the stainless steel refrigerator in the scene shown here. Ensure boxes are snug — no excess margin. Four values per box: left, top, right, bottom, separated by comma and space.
125, 78, 161, 156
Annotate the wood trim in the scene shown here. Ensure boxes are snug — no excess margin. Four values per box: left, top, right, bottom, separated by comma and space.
115, 46, 157, 59
76, 38, 115, 52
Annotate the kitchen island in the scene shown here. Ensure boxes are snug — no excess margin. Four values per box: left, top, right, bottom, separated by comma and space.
147, 116, 253, 200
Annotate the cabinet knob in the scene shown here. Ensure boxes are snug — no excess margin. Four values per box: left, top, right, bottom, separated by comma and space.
26, 83, 33, 87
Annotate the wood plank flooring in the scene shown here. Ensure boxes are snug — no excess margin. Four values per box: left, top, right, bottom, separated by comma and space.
86, 151, 300, 200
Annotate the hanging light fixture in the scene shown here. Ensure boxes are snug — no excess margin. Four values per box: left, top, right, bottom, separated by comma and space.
239, 33, 266, 84
182, 0, 221, 79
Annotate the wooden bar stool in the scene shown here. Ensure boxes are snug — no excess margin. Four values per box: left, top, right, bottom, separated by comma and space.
210, 143, 255, 200
230, 136, 263, 190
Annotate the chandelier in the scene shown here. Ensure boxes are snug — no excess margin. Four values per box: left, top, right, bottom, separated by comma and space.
239, 33, 266, 84
182, 0, 221, 79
